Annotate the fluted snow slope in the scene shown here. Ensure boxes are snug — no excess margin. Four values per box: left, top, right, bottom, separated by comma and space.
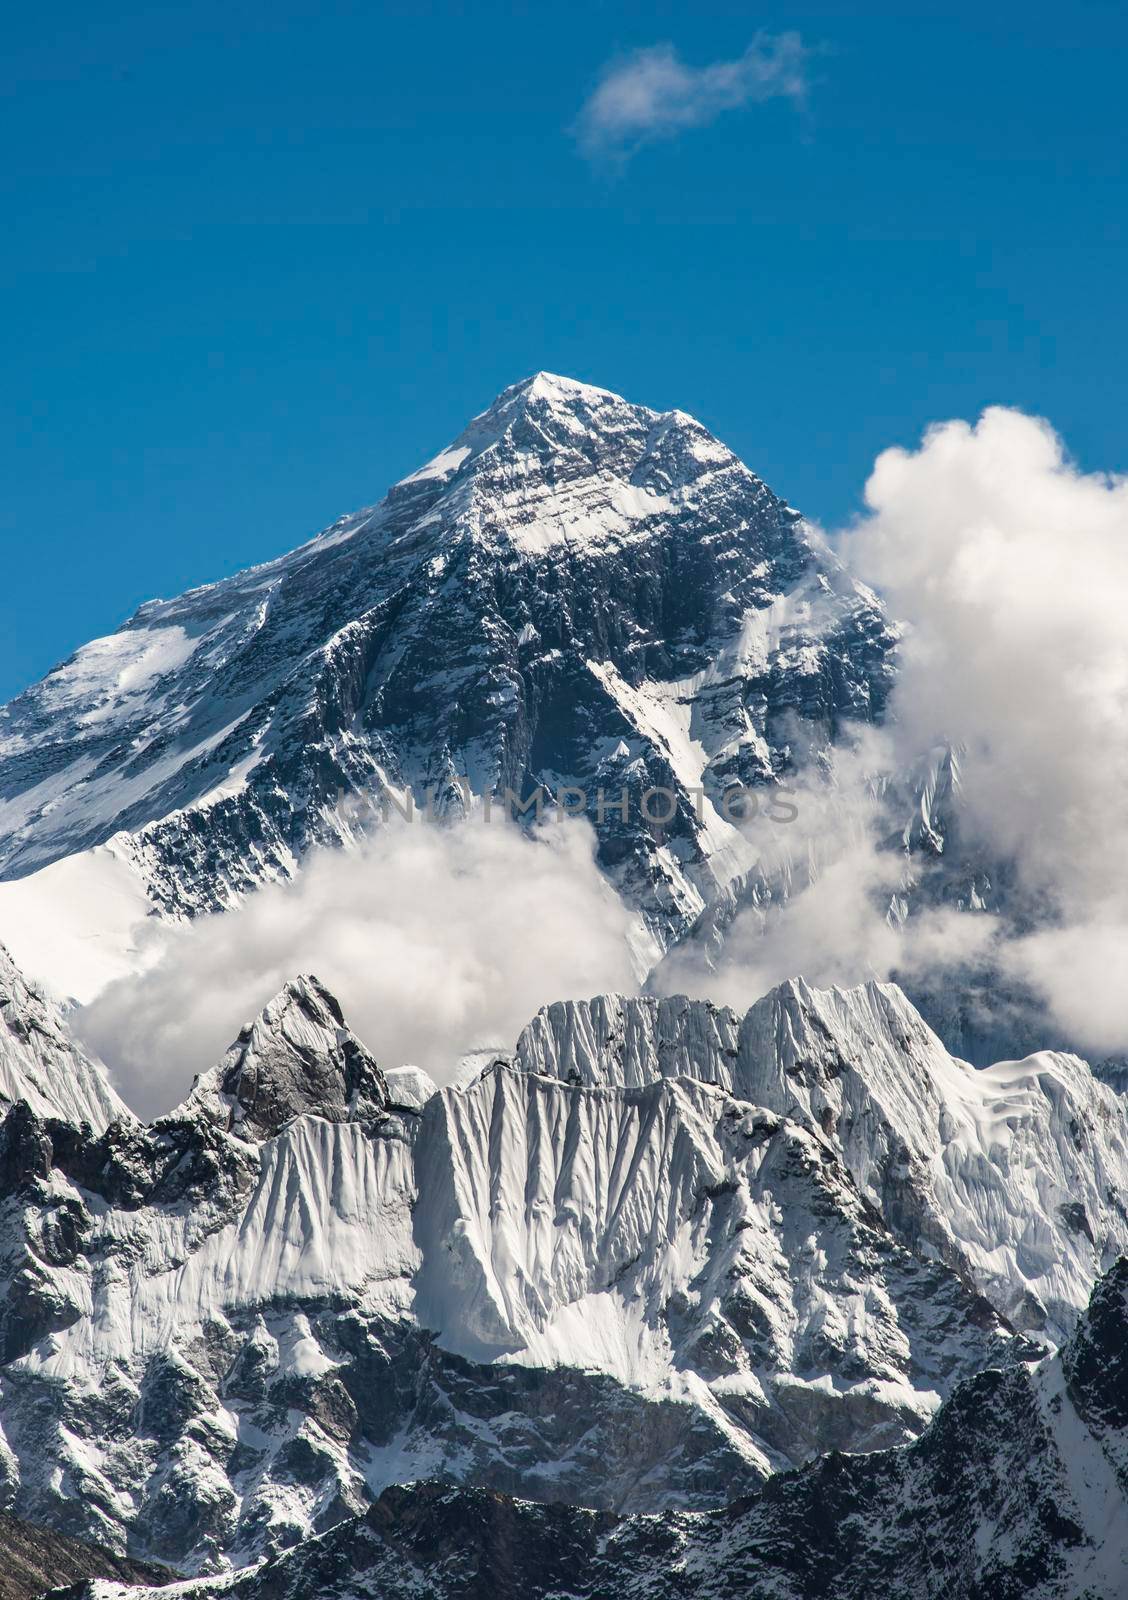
517, 981, 1128, 1341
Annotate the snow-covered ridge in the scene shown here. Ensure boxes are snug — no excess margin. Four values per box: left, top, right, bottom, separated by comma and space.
516, 980, 1128, 1340
0, 940, 128, 1130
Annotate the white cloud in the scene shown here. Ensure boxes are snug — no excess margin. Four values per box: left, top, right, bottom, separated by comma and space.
76, 818, 639, 1118
841, 407, 1128, 1055
1004, 922, 1128, 1057
574, 35, 808, 161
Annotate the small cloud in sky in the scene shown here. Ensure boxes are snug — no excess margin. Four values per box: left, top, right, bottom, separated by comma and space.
574, 34, 809, 162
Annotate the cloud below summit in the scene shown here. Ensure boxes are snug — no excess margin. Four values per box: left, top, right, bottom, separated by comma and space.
76, 819, 639, 1118
844, 407, 1128, 1054
573, 35, 809, 161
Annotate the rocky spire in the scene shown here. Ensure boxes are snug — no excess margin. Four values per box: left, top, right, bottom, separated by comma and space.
182, 973, 388, 1140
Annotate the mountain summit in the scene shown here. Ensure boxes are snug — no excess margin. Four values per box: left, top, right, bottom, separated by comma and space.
0, 376, 894, 953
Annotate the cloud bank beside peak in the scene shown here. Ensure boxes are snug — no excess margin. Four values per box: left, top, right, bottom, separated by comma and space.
844, 406, 1128, 1054
660, 406, 1128, 1060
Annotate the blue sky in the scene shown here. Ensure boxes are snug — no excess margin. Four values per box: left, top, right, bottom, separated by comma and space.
2, 0, 1125, 702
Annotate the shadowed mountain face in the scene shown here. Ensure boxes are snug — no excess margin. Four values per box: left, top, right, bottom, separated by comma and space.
0, 1509, 165, 1598
57, 1262, 1128, 1600
0, 374, 895, 948
182, 975, 389, 1141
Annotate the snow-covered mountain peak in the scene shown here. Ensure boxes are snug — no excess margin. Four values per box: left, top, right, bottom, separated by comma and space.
391, 368, 750, 541
462, 369, 652, 436
0, 940, 129, 1130
487, 370, 626, 414
181, 973, 388, 1139
0, 372, 894, 953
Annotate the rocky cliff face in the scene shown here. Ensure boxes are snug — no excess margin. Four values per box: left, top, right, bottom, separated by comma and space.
63, 1261, 1128, 1600
0, 1509, 165, 1599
